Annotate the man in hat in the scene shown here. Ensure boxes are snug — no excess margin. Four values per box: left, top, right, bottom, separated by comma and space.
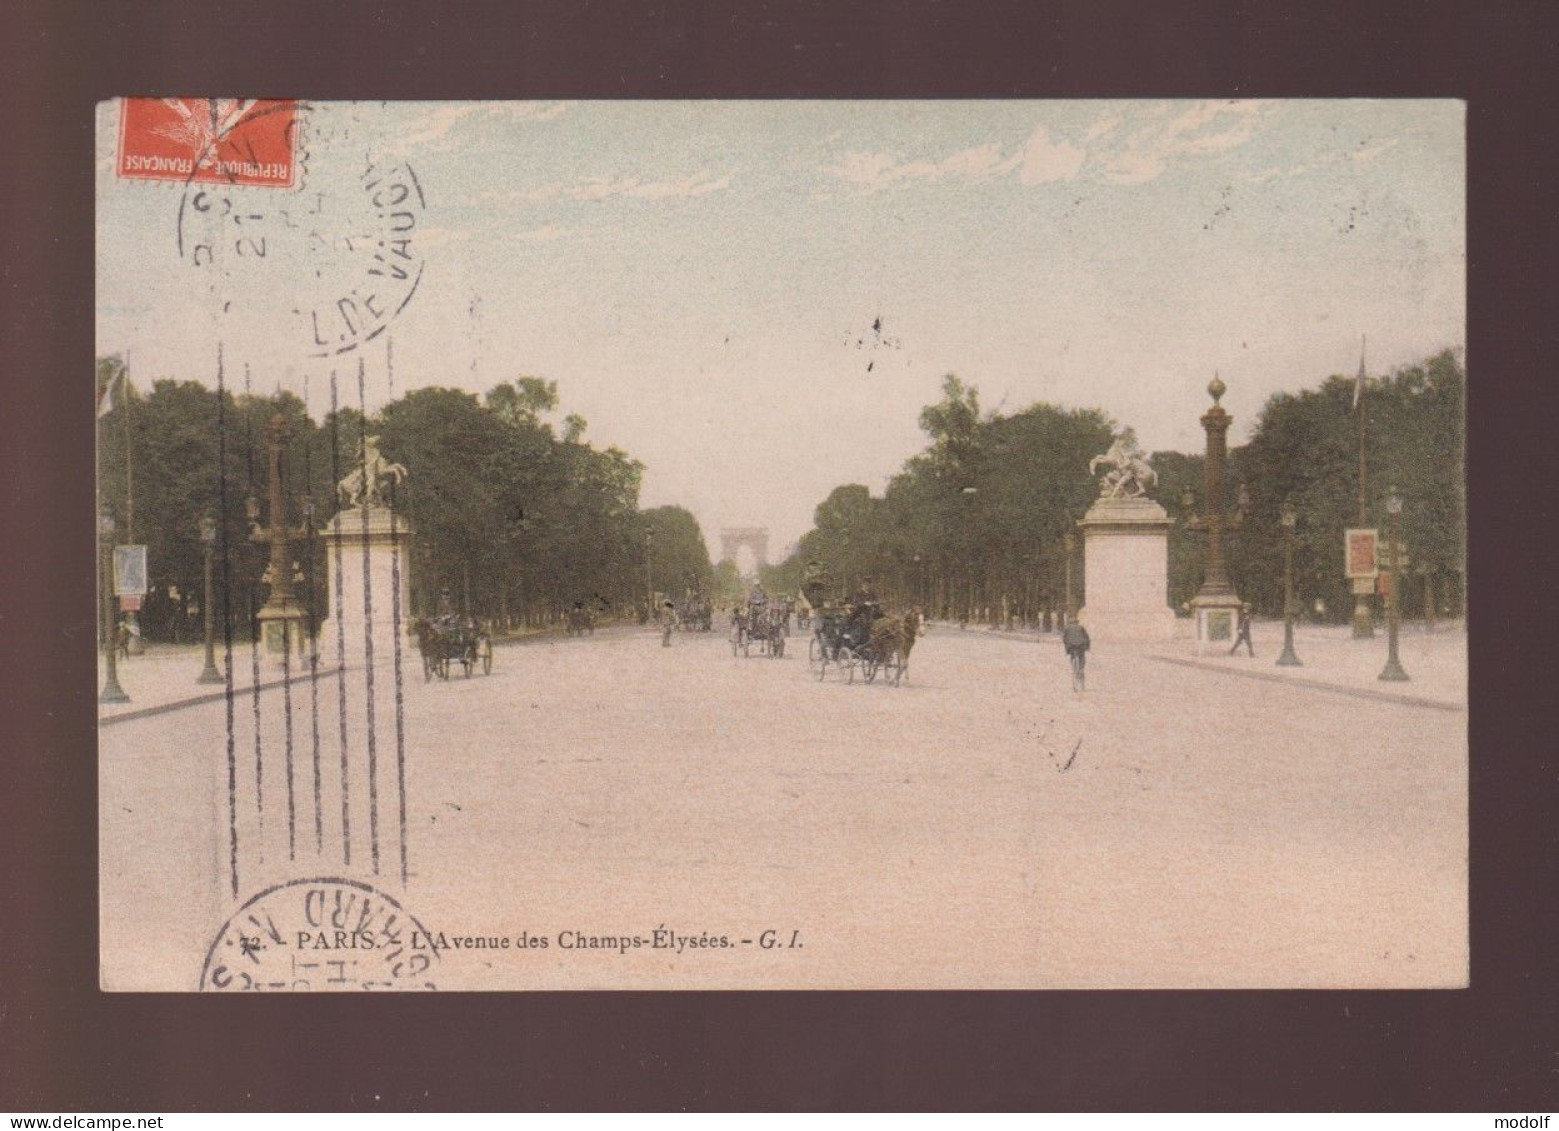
1230, 603, 1254, 657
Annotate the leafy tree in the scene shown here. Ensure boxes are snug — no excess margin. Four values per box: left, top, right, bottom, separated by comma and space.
644, 505, 714, 604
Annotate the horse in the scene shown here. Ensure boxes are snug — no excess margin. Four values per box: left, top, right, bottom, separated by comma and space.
1089, 437, 1157, 499
864, 607, 923, 684
410, 615, 483, 680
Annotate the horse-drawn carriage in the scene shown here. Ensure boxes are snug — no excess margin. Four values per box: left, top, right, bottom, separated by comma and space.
730, 600, 787, 658
411, 615, 494, 680
678, 595, 714, 632
806, 597, 919, 686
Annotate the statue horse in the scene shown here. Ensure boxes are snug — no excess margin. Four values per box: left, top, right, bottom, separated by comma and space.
1089, 438, 1157, 499
338, 435, 409, 507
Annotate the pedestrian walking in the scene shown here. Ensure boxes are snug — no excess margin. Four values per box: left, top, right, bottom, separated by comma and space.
661, 600, 679, 647
1061, 615, 1090, 691
1230, 603, 1254, 657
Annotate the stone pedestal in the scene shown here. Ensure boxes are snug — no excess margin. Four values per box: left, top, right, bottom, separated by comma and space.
1190, 593, 1243, 646
318, 505, 414, 663
256, 599, 310, 663
1077, 496, 1177, 640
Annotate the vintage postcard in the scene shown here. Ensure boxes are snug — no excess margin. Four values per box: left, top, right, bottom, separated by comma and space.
95, 99, 1466, 991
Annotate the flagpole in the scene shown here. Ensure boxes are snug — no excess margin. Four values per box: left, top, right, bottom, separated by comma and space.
1357, 338, 1366, 527
1353, 336, 1375, 639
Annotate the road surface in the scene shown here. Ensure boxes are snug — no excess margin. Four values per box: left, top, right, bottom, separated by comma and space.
100, 621, 1466, 989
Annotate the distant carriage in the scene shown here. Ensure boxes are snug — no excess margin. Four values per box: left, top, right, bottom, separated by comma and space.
411, 616, 494, 681
678, 595, 714, 632
730, 602, 787, 659
565, 604, 596, 636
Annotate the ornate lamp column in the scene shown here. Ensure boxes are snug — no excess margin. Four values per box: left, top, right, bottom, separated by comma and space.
1379, 488, 1410, 681
1184, 375, 1249, 644
249, 413, 310, 661
99, 510, 130, 704
197, 514, 224, 683
1276, 499, 1302, 667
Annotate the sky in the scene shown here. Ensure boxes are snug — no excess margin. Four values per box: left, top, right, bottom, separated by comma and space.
97, 99, 1465, 554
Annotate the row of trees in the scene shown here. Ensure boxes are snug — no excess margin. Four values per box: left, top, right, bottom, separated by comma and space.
96, 360, 715, 642
761, 375, 1116, 625
764, 350, 1465, 626
97, 347, 1464, 642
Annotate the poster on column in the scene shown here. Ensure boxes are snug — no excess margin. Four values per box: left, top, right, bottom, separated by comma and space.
96, 98, 1468, 991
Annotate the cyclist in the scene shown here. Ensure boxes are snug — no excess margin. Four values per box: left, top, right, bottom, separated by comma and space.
1061, 615, 1091, 691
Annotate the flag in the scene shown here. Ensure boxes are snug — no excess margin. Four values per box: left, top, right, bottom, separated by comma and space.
97, 362, 126, 418
1353, 336, 1367, 409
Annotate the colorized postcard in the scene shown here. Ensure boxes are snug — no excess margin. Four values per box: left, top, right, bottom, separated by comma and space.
96, 99, 1466, 990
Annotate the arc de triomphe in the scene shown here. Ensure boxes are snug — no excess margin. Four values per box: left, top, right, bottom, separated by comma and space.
719, 527, 769, 571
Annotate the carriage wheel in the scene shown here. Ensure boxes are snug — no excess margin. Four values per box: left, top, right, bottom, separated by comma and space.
808, 636, 821, 670
480, 637, 493, 675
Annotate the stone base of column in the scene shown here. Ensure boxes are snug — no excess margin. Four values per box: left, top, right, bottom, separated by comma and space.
1190, 592, 1244, 648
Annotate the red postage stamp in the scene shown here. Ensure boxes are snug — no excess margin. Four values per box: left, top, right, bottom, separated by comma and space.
116, 98, 299, 187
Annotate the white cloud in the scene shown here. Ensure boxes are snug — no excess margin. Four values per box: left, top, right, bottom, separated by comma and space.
478, 172, 732, 206
1254, 135, 1403, 184
1018, 126, 1084, 184
479, 182, 563, 204
820, 101, 1273, 194
1084, 112, 1123, 143
1099, 100, 1269, 184
823, 144, 1019, 194
568, 172, 732, 201
387, 101, 568, 156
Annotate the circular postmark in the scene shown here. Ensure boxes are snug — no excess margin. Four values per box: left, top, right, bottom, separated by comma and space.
175, 101, 428, 359
200, 876, 440, 991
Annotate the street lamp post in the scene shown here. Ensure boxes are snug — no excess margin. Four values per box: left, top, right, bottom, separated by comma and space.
1379, 489, 1410, 681
1276, 500, 1302, 667
644, 528, 655, 616
302, 498, 319, 665
99, 511, 129, 704
1063, 530, 1076, 621
197, 514, 223, 683
248, 414, 310, 660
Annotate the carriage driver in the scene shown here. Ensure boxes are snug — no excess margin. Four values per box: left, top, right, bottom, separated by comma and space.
851, 577, 884, 621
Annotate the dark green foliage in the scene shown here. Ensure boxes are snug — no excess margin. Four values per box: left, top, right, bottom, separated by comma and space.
775, 351, 1464, 625
95, 364, 700, 640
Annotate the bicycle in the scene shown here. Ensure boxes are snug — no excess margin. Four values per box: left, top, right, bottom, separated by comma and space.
1068, 647, 1086, 692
